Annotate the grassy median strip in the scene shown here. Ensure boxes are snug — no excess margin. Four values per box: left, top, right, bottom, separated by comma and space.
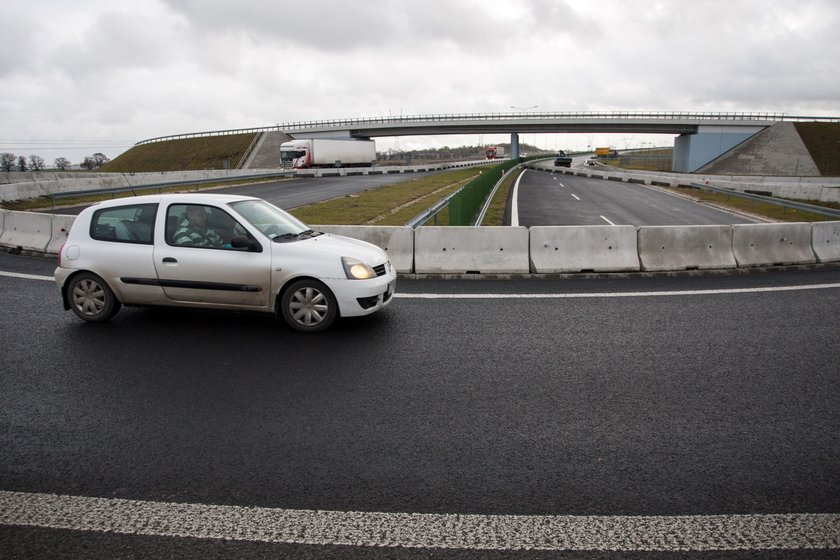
663, 185, 835, 222
479, 168, 522, 226
288, 166, 493, 225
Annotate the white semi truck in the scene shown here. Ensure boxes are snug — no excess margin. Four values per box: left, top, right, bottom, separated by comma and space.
280, 139, 376, 169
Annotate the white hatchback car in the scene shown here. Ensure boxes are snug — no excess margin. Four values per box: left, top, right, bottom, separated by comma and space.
54, 193, 397, 332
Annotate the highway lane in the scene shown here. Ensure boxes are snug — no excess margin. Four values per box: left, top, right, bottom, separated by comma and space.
515, 170, 755, 226
44, 171, 437, 216
1, 252, 840, 558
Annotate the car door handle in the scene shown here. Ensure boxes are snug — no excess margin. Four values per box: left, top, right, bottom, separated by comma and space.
162, 257, 178, 263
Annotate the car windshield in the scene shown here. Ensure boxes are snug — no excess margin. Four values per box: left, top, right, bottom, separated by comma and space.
229, 199, 316, 241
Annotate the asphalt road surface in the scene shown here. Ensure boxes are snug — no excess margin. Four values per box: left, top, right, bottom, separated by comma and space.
513, 169, 755, 226
1, 252, 839, 559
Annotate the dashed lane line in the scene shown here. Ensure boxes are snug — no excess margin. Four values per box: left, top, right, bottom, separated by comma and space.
0, 491, 837, 552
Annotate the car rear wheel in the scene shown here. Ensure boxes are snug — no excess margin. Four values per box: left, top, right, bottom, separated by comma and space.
280, 279, 337, 333
67, 272, 121, 322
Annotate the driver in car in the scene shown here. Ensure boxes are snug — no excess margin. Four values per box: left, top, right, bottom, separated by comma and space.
173, 206, 225, 248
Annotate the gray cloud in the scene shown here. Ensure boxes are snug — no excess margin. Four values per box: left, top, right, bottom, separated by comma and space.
1, 0, 837, 164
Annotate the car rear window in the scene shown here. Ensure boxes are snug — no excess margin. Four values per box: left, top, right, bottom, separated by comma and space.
90, 203, 158, 244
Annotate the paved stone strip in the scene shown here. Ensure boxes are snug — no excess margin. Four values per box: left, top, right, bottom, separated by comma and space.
1, 491, 838, 551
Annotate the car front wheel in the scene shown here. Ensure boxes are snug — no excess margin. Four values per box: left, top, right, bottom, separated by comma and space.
280, 279, 337, 333
67, 272, 121, 322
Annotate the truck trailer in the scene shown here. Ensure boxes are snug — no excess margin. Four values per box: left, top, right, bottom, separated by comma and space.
280, 139, 376, 169
485, 146, 505, 159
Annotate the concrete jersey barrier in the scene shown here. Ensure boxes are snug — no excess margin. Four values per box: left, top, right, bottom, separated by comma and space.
732, 222, 816, 267
812, 221, 840, 263
414, 226, 529, 273
530, 226, 640, 273
0, 210, 53, 253
3, 209, 840, 274
313, 225, 414, 273
638, 225, 737, 271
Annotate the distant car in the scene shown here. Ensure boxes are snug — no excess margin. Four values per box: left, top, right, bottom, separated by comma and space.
54, 193, 396, 332
585, 159, 596, 166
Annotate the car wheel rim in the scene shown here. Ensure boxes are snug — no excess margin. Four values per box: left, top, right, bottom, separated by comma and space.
72, 279, 106, 316
289, 287, 328, 326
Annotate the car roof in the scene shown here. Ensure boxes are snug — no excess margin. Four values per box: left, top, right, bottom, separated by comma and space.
85, 192, 260, 210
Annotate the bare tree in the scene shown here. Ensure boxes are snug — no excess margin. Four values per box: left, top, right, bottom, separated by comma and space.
17, 155, 27, 172
29, 155, 45, 171
81, 156, 96, 171
92, 152, 110, 168
1, 153, 15, 172
54, 157, 71, 171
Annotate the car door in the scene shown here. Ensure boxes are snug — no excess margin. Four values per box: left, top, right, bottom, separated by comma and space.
85, 202, 165, 305
153, 203, 271, 308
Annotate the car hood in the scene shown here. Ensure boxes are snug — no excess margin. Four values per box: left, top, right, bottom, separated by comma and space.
273, 233, 387, 264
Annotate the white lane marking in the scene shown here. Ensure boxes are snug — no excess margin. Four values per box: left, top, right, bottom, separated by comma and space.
510, 169, 527, 227
559, 182, 566, 188
1, 491, 837, 552
571, 193, 580, 201
0, 270, 53, 281
600, 215, 616, 225
396, 283, 840, 299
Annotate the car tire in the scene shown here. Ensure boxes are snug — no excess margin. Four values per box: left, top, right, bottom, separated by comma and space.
280, 279, 337, 333
67, 272, 121, 322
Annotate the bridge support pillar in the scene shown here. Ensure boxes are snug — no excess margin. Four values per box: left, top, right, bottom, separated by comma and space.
672, 125, 764, 172
510, 133, 519, 159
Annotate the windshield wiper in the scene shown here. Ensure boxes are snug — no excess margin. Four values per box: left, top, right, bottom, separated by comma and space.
299, 229, 322, 237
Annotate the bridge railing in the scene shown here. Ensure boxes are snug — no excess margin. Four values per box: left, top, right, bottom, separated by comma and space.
135, 112, 840, 146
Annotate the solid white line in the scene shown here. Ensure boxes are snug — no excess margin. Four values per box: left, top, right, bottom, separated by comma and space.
0, 270, 54, 281
0, 491, 837, 551
510, 169, 527, 227
600, 215, 616, 225
396, 283, 840, 299
571, 194, 580, 201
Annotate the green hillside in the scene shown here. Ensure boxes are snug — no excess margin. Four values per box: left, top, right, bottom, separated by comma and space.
101, 133, 258, 173
794, 122, 840, 176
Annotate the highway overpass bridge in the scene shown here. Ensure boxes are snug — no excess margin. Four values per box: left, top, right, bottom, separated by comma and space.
137, 112, 839, 173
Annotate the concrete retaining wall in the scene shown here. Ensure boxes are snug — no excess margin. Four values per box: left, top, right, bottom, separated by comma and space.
530, 226, 639, 272
313, 225, 414, 273
732, 223, 816, 267
414, 227, 529, 273
639, 225, 737, 271
812, 221, 840, 263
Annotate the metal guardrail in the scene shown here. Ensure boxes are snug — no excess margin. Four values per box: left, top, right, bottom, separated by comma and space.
689, 182, 840, 219
135, 112, 840, 146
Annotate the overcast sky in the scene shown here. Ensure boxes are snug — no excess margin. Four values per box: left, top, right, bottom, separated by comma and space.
2, 0, 838, 165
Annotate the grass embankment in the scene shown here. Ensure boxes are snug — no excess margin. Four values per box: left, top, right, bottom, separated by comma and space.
101, 133, 258, 173
794, 122, 840, 176
599, 148, 673, 172
664, 185, 836, 222
288, 167, 493, 225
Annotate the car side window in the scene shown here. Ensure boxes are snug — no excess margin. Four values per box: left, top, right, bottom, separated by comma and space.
165, 204, 248, 249
90, 203, 158, 244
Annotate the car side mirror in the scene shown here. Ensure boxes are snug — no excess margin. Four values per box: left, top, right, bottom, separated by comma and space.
231, 236, 262, 252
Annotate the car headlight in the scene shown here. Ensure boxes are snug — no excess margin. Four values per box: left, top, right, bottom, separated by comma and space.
342, 257, 376, 280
